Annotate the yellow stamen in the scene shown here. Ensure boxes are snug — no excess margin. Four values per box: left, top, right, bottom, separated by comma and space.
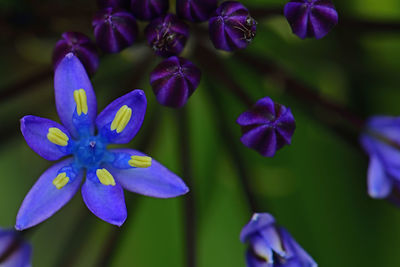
110, 105, 132, 133
47, 127, 69, 146
73, 89, 88, 115
129, 156, 152, 168
53, 172, 69, 189
96, 168, 116, 186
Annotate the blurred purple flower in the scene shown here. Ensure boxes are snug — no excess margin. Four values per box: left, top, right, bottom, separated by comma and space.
145, 13, 189, 58
176, 0, 217, 22
237, 97, 295, 157
93, 7, 138, 53
16, 53, 188, 230
52, 32, 99, 76
360, 116, 400, 203
130, 0, 169, 20
209, 1, 257, 52
284, 0, 338, 39
150, 56, 201, 108
0, 228, 31, 266
241, 213, 317, 267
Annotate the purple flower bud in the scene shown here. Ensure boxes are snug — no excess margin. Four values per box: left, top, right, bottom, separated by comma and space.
176, 0, 217, 22
236, 97, 295, 157
92, 7, 138, 53
208, 1, 257, 52
241, 213, 317, 267
97, 0, 129, 9
52, 32, 99, 76
150, 56, 201, 108
130, 0, 169, 20
145, 14, 189, 58
284, 0, 338, 39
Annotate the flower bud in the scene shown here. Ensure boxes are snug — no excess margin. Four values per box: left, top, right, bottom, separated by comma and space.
150, 56, 201, 108
208, 1, 257, 52
0, 228, 32, 266
284, 0, 338, 39
92, 7, 138, 53
145, 14, 189, 58
53, 32, 99, 76
176, 0, 217, 22
236, 97, 295, 157
130, 0, 169, 20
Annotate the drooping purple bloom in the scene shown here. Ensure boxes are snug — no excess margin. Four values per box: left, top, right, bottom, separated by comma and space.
145, 13, 189, 58
0, 228, 32, 267
150, 56, 201, 108
130, 0, 169, 21
52, 32, 99, 76
360, 116, 400, 203
176, 0, 217, 22
284, 0, 338, 39
208, 1, 257, 52
92, 7, 138, 53
241, 213, 317, 267
237, 97, 295, 157
16, 53, 188, 230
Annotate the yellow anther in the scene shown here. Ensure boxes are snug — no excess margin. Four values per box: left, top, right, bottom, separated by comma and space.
110, 105, 132, 133
73, 89, 88, 115
53, 172, 69, 190
129, 156, 152, 168
47, 127, 69, 146
96, 168, 116, 186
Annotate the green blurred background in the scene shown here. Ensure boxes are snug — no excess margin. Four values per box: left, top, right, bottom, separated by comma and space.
1, 0, 400, 266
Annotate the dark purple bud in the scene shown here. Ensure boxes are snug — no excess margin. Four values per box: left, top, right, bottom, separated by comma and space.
150, 56, 201, 108
284, 0, 338, 39
176, 0, 217, 22
52, 32, 99, 76
130, 0, 169, 20
97, 0, 129, 9
145, 14, 189, 58
208, 1, 257, 52
236, 97, 295, 157
92, 7, 138, 53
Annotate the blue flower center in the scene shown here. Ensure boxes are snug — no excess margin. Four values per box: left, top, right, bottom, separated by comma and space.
74, 136, 107, 169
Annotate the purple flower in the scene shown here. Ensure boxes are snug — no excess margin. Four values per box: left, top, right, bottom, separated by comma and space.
208, 1, 257, 52
284, 0, 338, 39
16, 53, 188, 230
360, 116, 400, 203
92, 7, 138, 53
0, 228, 31, 266
52, 32, 99, 76
237, 97, 295, 157
150, 56, 201, 108
145, 13, 189, 58
241, 213, 317, 267
130, 0, 169, 21
176, 0, 217, 22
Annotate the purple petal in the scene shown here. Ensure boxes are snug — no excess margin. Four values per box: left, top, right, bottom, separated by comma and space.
16, 158, 83, 230
284, 2, 309, 39
20, 115, 73, 161
367, 156, 393, 199
259, 226, 286, 257
310, 5, 338, 39
2, 242, 32, 267
245, 249, 272, 267
54, 53, 97, 138
107, 149, 189, 198
240, 213, 276, 242
96, 90, 146, 144
240, 126, 277, 157
81, 174, 127, 226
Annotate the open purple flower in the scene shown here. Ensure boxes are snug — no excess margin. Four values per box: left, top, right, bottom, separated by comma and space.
176, 0, 217, 22
241, 213, 317, 267
53, 32, 99, 76
150, 56, 201, 108
284, 0, 338, 39
360, 116, 400, 203
0, 228, 31, 266
208, 1, 257, 52
237, 97, 295, 157
16, 53, 188, 230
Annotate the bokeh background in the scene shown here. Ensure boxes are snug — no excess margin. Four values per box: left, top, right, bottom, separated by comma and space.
1, 0, 400, 266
